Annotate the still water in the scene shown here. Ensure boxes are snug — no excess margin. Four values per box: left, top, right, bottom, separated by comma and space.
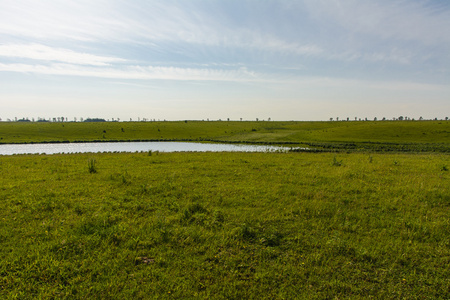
0, 141, 293, 155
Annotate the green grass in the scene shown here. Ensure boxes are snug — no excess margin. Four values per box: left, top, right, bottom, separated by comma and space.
1, 120, 449, 152
1, 151, 449, 299
0, 121, 262, 143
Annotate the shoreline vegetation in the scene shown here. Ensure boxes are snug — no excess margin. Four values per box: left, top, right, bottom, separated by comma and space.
0, 120, 449, 152
1, 121, 449, 299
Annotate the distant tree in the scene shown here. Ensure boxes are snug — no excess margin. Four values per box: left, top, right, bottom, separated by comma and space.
330, 118, 333, 121
227, 118, 230, 121
268, 117, 271, 121
446, 117, 449, 121
419, 116, 423, 120
240, 118, 243, 121
374, 117, 377, 121
84, 118, 106, 122
336, 117, 339, 121
347, 117, 349, 121
398, 116, 404, 121
256, 118, 258, 121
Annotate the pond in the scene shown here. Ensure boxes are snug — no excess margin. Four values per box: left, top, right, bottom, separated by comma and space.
0, 141, 296, 155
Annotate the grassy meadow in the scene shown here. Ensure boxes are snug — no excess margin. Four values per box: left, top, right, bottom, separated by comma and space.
0, 120, 449, 298
1, 120, 449, 152
1, 151, 449, 299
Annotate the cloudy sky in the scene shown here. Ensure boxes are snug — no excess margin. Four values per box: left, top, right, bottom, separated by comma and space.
1, 0, 449, 121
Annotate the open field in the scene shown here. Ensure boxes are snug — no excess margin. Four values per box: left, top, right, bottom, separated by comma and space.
1, 151, 449, 299
0, 120, 449, 152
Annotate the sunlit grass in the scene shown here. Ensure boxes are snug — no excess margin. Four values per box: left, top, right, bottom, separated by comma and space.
1, 151, 449, 298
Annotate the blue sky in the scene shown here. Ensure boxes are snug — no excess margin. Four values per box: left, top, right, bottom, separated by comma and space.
1, 0, 449, 121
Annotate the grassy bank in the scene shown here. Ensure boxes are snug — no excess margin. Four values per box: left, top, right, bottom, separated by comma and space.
0, 120, 449, 152
1, 151, 449, 299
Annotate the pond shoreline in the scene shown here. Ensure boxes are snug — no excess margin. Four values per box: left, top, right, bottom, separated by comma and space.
0, 141, 303, 155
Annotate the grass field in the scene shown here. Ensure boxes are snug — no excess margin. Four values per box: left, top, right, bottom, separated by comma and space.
1, 120, 449, 152
1, 151, 449, 299
1, 121, 449, 298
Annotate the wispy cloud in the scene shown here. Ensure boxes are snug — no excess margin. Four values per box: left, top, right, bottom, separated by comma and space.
3, 0, 447, 67
0, 62, 270, 82
0, 1, 322, 59
302, 0, 450, 65
0, 44, 126, 66
1, 61, 445, 95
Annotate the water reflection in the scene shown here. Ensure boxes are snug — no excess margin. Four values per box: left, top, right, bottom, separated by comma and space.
0, 141, 293, 155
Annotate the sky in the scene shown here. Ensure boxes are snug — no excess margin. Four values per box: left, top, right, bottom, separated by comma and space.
1, 0, 449, 121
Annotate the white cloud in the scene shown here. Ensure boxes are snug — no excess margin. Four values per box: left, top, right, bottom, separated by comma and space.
0, 44, 126, 66
0, 61, 445, 95
328, 48, 413, 65
0, 62, 270, 82
0, 1, 322, 59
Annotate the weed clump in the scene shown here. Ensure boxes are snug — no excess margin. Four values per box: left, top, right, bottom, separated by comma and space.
332, 156, 343, 166
236, 223, 257, 240
88, 158, 97, 173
